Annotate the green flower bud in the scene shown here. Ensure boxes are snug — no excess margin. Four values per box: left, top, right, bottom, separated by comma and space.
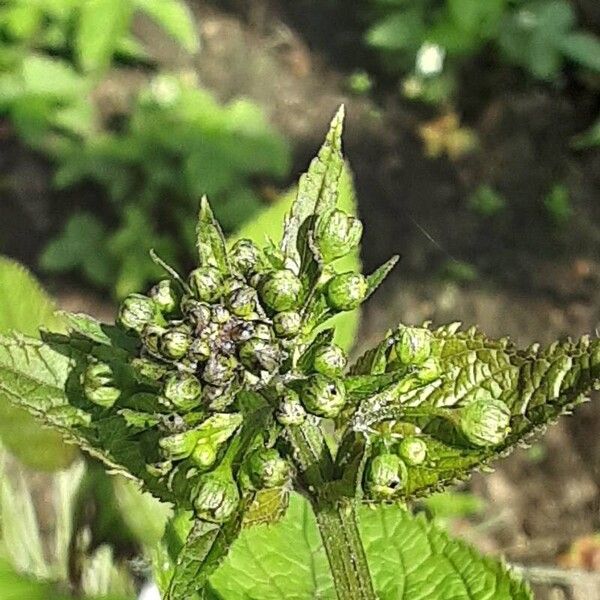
163, 373, 202, 412
189, 267, 223, 302
276, 389, 307, 425
326, 272, 367, 311
416, 357, 441, 383
253, 323, 273, 341
396, 327, 431, 365
193, 468, 240, 523
211, 304, 231, 325
313, 344, 347, 377
118, 293, 159, 333
247, 448, 291, 488
299, 374, 346, 418
160, 325, 192, 360
131, 357, 168, 382
366, 452, 405, 499
202, 385, 234, 411
149, 279, 179, 314
459, 398, 511, 447
230, 238, 261, 275
239, 338, 280, 374
273, 311, 302, 338
398, 436, 427, 466
315, 209, 363, 262
82, 361, 120, 407
191, 441, 218, 468
259, 269, 303, 312
159, 429, 201, 461
190, 338, 211, 362
227, 286, 259, 318
222, 277, 245, 297
142, 323, 166, 357
203, 353, 238, 386
181, 298, 211, 327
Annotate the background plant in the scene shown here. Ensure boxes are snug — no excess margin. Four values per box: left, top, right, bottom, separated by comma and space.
0, 110, 598, 599
0, 0, 291, 297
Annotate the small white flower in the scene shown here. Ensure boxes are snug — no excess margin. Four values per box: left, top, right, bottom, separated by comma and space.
416, 42, 445, 77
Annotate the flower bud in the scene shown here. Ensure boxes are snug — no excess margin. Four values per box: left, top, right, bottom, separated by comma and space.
189, 267, 222, 302
247, 448, 291, 489
273, 311, 302, 338
193, 468, 240, 523
181, 298, 211, 327
118, 293, 159, 333
313, 344, 347, 377
191, 441, 218, 468
398, 436, 427, 466
326, 273, 367, 311
202, 353, 238, 386
190, 338, 211, 362
146, 460, 172, 477
149, 279, 179, 314
131, 357, 169, 382
396, 327, 431, 365
314, 209, 363, 262
163, 373, 202, 412
229, 238, 261, 276
259, 269, 303, 312
239, 338, 280, 374
416, 357, 440, 383
202, 385, 234, 411
142, 323, 166, 357
299, 374, 346, 418
276, 388, 307, 425
82, 361, 120, 407
159, 429, 201, 461
222, 277, 245, 297
365, 452, 405, 499
459, 398, 511, 447
227, 286, 259, 318
211, 304, 231, 325
160, 325, 192, 360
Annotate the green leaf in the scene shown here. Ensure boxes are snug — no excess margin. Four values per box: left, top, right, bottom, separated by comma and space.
76, 0, 133, 73
134, 0, 199, 53
560, 32, 600, 72
197, 196, 230, 274
210, 494, 335, 598
210, 494, 530, 599
360, 503, 531, 599
347, 325, 600, 499
280, 106, 345, 275
20, 55, 86, 98
0, 258, 75, 471
0, 558, 72, 600
167, 516, 244, 600
40, 213, 113, 288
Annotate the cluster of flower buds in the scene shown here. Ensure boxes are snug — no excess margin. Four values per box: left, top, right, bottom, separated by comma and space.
78, 192, 372, 522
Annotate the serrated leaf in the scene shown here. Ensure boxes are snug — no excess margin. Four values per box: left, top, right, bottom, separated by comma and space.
346, 325, 600, 499
167, 516, 244, 600
210, 493, 530, 599
0, 257, 75, 470
134, 0, 199, 53
280, 106, 345, 275
365, 255, 399, 298
197, 196, 230, 274
76, 0, 133, 73
360, 503, 531, 599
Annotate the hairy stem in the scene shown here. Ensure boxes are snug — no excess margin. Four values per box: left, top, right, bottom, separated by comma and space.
286, 421, 376, 600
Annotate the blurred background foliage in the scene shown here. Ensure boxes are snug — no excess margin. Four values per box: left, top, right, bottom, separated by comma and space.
1, 0, 599, 598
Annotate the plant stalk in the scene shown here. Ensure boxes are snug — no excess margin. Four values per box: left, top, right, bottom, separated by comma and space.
286, 422, 376, 600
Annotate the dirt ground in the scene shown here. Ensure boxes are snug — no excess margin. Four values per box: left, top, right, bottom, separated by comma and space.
3, 1, 600, 597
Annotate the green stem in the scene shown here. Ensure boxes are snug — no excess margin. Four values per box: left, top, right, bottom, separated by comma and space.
286, 422, 376, 600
